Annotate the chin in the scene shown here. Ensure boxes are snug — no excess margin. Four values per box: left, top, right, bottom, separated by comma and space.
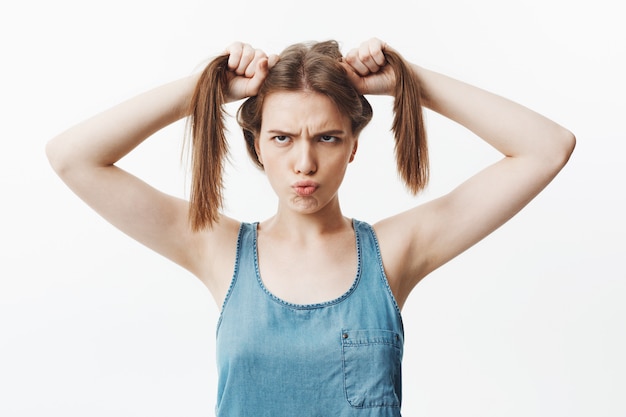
286, 195, 322, 212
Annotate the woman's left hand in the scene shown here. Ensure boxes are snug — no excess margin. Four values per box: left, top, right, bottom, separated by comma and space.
342, 38, 396, 96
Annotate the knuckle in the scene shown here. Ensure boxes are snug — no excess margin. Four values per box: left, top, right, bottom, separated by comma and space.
344, 53, 358, 66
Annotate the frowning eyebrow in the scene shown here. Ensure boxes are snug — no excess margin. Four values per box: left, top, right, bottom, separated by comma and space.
266, 129, 347, 136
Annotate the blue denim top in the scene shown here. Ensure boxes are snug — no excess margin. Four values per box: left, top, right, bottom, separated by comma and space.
215, 220, 404, 417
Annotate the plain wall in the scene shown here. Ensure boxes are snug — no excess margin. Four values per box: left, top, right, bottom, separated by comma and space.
1, 0, 624, 416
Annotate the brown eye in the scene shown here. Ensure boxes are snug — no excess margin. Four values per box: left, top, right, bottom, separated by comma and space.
272, 136, 290, 144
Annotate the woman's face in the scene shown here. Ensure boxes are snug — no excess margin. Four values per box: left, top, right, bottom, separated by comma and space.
255, 90, 357, 216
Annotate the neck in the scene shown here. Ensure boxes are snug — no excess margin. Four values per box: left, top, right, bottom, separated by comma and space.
261, 199, 351, 239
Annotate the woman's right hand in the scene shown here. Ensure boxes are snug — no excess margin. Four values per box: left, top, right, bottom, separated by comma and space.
224, 42, 278, 102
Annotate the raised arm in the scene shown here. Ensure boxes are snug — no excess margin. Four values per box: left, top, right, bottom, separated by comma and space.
46, 43, 271, 299
46, 74, 203, 266
343, 38, 576, 307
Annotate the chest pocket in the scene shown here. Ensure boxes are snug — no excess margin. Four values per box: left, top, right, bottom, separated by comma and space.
341, 329, 403, 408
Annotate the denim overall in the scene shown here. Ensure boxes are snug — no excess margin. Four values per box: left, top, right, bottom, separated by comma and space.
215, 220, 404, 417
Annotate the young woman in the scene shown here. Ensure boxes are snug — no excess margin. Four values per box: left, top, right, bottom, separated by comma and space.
46, 38, 575, 416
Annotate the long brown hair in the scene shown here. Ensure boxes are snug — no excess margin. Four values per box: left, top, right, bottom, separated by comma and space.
384, 50, 429, 194
186, 41, 428, 231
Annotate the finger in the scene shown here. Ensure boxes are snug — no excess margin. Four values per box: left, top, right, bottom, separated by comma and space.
267, 54, 280, 69
246, 57, 269, 95
245, 49, 267, 78
340, 61, 367, 94
235, 44, 256, 75
357, 41, 383, 73
226, 42, 244, 71
344, 48, 371, 76
367, 38, 387, 67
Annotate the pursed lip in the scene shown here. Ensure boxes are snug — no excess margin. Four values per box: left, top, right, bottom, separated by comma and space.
292, 180, 319, 196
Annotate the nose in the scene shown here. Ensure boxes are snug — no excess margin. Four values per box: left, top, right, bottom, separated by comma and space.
294, 141, 317, 175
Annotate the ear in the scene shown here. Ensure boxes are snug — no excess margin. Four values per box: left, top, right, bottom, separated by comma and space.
349, 140, 358, 163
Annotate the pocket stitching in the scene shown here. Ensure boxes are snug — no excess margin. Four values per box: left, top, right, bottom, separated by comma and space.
341, 329, 402, 409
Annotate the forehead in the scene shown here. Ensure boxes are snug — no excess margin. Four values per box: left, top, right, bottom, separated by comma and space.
261, 91, 351, 132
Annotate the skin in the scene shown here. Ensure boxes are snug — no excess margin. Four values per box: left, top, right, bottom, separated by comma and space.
46, 39, 575, 310
254, 91, 359, 304
256, 91, 357, 220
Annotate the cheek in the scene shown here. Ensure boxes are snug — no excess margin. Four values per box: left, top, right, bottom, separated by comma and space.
254, 138, 263, 164
258, 153, 285, 181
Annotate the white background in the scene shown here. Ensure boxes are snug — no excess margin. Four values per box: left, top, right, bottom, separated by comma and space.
1, 0, 624, 416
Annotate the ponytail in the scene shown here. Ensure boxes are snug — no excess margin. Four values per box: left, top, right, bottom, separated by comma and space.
385, 50, 429, 194
184, 46, 428, 231
186, 54, 230, 231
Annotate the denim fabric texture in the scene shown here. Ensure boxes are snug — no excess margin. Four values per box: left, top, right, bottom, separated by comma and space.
215, 220, 404, 417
